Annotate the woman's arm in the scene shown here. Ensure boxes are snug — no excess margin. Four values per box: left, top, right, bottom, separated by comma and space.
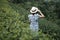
38, 10, 45, 18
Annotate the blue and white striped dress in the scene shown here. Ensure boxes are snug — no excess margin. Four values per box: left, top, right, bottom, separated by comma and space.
28, 14, 40, 33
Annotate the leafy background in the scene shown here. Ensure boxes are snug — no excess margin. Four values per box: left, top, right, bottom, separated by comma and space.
0, 0, 60, 40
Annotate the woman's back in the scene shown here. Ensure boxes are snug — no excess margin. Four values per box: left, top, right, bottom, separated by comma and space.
28, 14, 39, 23
28, 14, 40, 31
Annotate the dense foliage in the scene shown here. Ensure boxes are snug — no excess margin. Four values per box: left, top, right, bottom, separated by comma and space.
0, 0, 60, 40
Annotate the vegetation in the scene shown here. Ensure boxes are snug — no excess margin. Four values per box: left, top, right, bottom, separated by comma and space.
0, 0, 60, 40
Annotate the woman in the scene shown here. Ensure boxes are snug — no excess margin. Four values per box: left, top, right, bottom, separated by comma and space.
28, 7, 45, 36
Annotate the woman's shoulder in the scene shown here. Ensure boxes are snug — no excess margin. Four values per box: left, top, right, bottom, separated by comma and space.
34, 14, 39, 16
36, 13, 39, 15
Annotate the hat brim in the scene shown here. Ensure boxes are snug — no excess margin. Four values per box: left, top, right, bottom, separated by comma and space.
30, 10, 38, 13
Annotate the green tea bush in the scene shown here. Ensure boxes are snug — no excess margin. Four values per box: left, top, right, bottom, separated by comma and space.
0, 0, 60, 40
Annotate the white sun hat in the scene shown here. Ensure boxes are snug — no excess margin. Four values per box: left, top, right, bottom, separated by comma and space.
30, 7, 39, 13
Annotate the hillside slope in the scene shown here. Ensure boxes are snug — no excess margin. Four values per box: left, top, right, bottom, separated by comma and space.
0, 0, 60, 40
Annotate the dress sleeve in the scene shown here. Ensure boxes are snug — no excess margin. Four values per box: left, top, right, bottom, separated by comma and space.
37, 14, 40, 18
28, 15, 30, 21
